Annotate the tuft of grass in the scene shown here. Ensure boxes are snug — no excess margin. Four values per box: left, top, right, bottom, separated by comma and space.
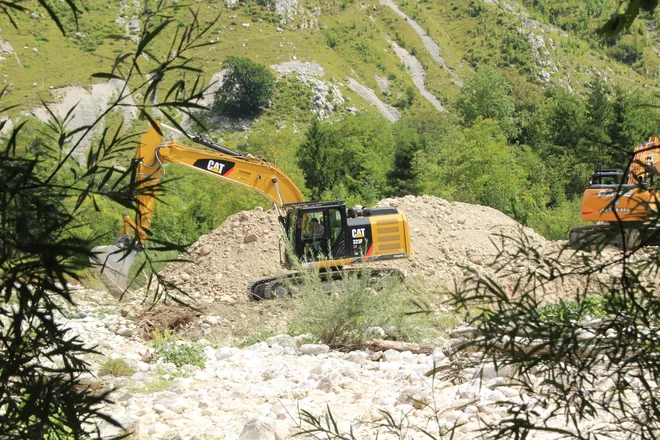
288, 267, 440, 345
537, 295, 609, 324
129, 376, 172, 394
98, 358, 135, 377
238, 330, 277, 348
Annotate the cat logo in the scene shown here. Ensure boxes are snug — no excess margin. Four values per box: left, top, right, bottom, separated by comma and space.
352, 228, 365, 239
207, 160, 225, 174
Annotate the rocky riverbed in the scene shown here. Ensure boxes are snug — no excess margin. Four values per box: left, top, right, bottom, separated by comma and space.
57, 287, 630, 440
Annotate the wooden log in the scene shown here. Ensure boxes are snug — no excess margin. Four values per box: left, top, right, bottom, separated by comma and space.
367, 339, 433, 355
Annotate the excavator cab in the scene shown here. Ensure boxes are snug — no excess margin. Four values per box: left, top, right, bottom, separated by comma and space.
280, 201, 410, 271
589, 169, 625, 187
281, 201, 352, 267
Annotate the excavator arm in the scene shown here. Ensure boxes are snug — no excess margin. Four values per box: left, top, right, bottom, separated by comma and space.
91, 123, 305, 297
127, 124, 304, 246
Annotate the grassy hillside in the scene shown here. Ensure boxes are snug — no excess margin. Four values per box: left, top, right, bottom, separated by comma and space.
2, 0, 660, 278
2, 0, 658, 113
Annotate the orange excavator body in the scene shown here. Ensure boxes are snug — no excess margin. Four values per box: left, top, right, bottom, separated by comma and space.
580, 137, 660, 223
570, 137, 660, 248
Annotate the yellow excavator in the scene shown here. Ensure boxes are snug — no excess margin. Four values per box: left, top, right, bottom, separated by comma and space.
90, 123, 412, 299
569, 137, 660, 249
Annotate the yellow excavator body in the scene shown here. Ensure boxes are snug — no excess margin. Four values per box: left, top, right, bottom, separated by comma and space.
90, 123, 411, 299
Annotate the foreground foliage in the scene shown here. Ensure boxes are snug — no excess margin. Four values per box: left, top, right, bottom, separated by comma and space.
0, 3, 213, 437
449, 216, 660, 437
288, 268, 443, 346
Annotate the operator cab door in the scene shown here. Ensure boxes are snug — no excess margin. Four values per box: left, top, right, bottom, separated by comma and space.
292, 206, 348, 262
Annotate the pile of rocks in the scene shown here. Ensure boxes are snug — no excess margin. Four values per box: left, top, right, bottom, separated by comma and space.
162, 195, 617, 304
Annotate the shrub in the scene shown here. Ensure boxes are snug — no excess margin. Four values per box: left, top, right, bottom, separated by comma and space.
288, 267, 436, 345
153, 331, 206, 368
213, 56, 276, 117
537, 296, 608, 324
326, 29, 338, 48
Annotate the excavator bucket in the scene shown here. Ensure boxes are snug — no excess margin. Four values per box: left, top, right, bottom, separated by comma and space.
90, 245, 137, 299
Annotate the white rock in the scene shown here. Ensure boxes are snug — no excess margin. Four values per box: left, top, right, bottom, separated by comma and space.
381, 349, 402, 363
444, 409, 463, 422
116, 327, 133, 337
432, 348, 446, 363
299, 344, 329, 355
215, 347, 239, 360
344, 351, 369, 364
159, 362, 177, 373
169, 377, 192, 394
239, 416, 275, 440
266, 334, 293, 348
477, 362, 514, 380
498, 386, 520, 398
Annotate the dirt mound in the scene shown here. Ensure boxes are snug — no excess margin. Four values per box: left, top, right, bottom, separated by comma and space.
161, 206, 285, 303
160, 195, 609, 303
374, 195, 561, 284
163, 196, 628, 303
136, 304, 201, 340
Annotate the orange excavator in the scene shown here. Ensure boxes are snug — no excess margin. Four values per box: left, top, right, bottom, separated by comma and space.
569, 137, 660, 249
90, 123, 411, 299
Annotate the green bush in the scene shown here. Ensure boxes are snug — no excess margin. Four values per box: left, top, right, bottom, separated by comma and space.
326, 29, 338, 48
153, 330, 206, 368
99, 358, 135, 377
213, 56, 276, 117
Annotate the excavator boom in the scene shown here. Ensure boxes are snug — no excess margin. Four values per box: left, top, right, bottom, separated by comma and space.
91, 124, 304, 297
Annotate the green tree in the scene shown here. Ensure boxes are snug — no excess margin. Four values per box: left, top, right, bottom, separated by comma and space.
213, 56, 276, 117
585, 78, 614, 156
609, 86, 660, 164
412, 119, 528, 214
297, 119, 335, 200
330, 114, 395, 204
298, 115, 395, 205
544, 88, 588, 156
455, 66, 519, 142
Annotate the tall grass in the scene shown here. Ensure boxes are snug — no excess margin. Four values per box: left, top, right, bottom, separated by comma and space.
288, 266, 441, 345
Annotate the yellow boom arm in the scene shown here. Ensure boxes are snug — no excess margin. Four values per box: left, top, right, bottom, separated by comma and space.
125, 124, 305, 246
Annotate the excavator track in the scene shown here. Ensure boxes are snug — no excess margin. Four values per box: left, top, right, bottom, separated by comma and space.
569, 224, 660, 249
249, 268, 405, 300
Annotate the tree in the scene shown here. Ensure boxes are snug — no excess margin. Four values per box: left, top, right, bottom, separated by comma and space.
0, 4, 213, 437
455, 66, 519, 142
213, 56, 276, 117
297, 119, 335, 200
601, 0, 658, 37
298, 114, 395, 205
585, 78, 614, 154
